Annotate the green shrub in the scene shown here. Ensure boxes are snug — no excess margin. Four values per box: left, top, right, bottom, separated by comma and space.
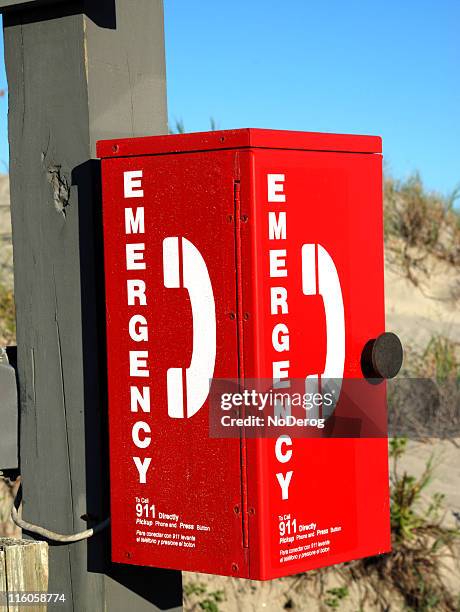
183, 581, 226, 612
364, 438, 460, 611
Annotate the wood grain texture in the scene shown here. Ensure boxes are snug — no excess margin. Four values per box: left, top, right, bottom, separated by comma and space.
0, 539, 48, 612
0, 547, 6, 608
3, 1, 181, 610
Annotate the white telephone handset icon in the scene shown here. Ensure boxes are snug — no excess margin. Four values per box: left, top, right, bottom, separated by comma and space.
302, 244, 345, 417
163, 237, 216, 418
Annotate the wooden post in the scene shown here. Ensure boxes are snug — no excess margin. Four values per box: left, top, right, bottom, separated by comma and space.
2, 1, 183, 610
0, 539, 48, 612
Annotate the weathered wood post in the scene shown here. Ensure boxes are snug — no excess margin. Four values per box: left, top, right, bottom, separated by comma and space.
1, 1, 183, 609
0, 539, 48, 612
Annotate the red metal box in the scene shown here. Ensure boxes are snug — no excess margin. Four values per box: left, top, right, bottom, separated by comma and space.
97, 128, 390, 580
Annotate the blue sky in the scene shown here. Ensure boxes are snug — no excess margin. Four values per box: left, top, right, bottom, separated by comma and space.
0, 1, 458, 196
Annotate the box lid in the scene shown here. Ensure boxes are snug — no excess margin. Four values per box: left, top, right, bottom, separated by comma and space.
96, 128, 382, 159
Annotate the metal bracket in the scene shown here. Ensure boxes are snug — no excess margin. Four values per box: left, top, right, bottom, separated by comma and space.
0, 346, 19, 472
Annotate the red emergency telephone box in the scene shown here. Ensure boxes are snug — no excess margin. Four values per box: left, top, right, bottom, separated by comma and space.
97, 129, 391, 580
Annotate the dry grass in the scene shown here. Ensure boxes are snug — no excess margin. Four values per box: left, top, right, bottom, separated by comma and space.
384, 174, 460, 285
0, 282, 15, 345
352, 438, 460, 611
419, 335, 460, 383
387, 334, 460, 441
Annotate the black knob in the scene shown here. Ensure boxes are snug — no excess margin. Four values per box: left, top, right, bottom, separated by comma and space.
361, 332, 403, 380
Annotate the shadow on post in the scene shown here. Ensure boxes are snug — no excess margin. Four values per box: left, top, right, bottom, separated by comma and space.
72, 160, 183, 610
2, 0, 116, 29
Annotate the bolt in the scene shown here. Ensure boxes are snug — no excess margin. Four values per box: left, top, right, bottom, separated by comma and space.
231, 563, 238, 572
243, 312, 250, 321
112, 144, 119, 153
233, 505, 240, 515
227, 214, 233, 223
241, 214, 248, 223
228, 312, 236, 320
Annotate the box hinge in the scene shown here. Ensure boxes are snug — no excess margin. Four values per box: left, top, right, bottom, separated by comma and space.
233, 179, 249, 548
